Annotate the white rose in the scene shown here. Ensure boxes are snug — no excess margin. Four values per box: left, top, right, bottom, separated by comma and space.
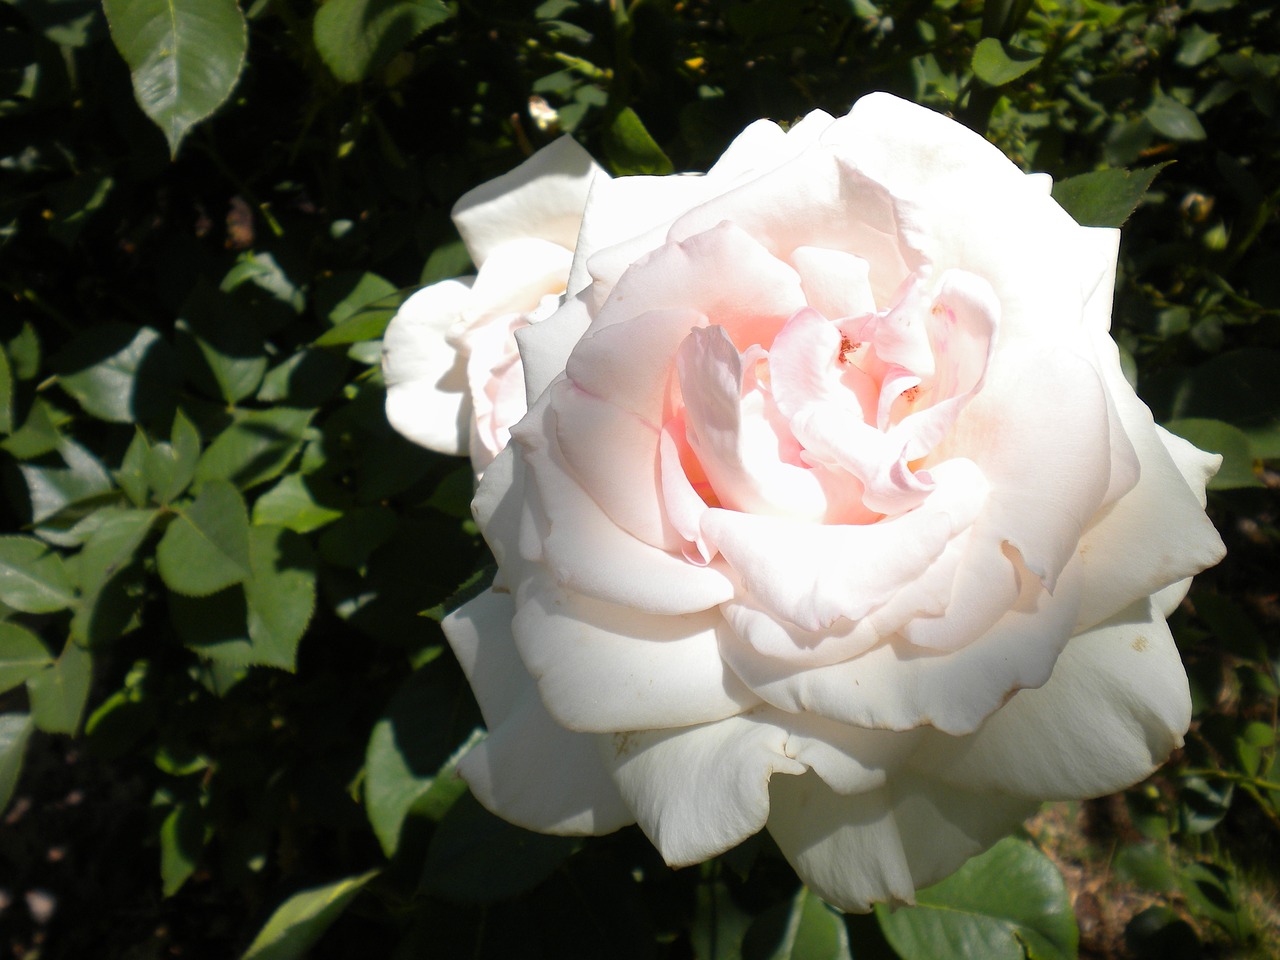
438, 94, 1226, 911
382, 136, 604, 474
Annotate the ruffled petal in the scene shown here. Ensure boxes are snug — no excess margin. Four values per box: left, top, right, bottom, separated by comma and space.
443, 588, 634, 835
913, 596, 1192, 800
600, 713, 805, 865
510, 571, 760, 732
382, 278, 475, 454
454, 136, 604, 265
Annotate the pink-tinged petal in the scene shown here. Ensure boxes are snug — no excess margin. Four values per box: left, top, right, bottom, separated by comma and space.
464, 311, 529, 472
705, 457, 986, 633
1072, 352, 1225, 633
456, 238, 572, 331
914, 596, 1192, 800
552, 380, 679, 551
600, 713, 805, 866
510, 572, 760, 732
514, 391, 735, 614
382, 278, 475, 455
792, 246, 878, 319
678, 326, 830, 521
566, 307, 705, 426
723, 558, 1082, 735
660, 420, 715, 564
593, 222, 805, 352
767, 771, 1036, 912
940, 342, 1112, 591
517, 290, 593, 404
769, 307, 874, 420
668, 150, 923, 307
454, 136, 604, 265
861, 275, 935, 382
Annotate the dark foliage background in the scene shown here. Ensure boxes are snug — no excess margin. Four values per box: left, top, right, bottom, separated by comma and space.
0, 0, 1277, 957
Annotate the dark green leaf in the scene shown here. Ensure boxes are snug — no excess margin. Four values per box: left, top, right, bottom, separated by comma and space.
0, 535, 75, 613
876, 838, 1077, 960
117, 429, 151, 507
604, 107, 675, 176
0, 347, 12, 435
743, 886, 852, 960
27, 638, 92, 735
71, 508, 158, 646
102, 0, 248, 156
160, 801, 207, 897
156, 480, 251, 596
19, 438, 114, 524
196, 407, 313, 490
971, 38, 1042, 87
1051, 164, 1170, 228
1163, 418, 1260, 489
313, 0, 454, 84
1146, 91, 1206, 142
1151, 348, 1280, 458
176, 280, 268, 405
240, 869, 380, 960
421, 790, 577, 902
1, 397, 62, 460
0, 622, 52, 693
0, 713, 34, 814
243, 525, 316, 671
253, 474, 344, 534
146, 409, 202, 504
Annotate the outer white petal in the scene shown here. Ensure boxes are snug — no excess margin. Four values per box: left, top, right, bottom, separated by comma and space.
912, 596, 1192, 801
454, 136, 604, 265
382, 278, 475, 454
510, 571, 760, 732
767, 770, 1037, 913
444, 588, 634, 835
600, 712, 805, 866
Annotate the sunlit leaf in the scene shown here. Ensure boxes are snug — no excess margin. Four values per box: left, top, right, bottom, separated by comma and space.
0, 535, 75, 613
241, 869, 380, 960
28, 638, 93, 735
1051, 163, 1169, 228
971, 38, 1041, 87
313, 0, 453, 84
0, 713, 34, 814
156, 480, 251, 596
0, 623, 53, 693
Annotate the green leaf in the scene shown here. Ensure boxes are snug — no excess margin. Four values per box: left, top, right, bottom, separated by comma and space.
313, 276, 403, 346
1163, 418, 1260, 489
313, 0, 453, 84
0, 535, 75, 613
421, 790, 577, 902
102, 0, 248, 157
0, 347, 12, 435
240, 869, 380, 960
694, 879, 755, 960
0, 713, 34, 814
364, 668, 477, 856
71, 508, 158, 646
28, 638, 93, 735
1146, 91, 1206, 142
1151, 349, 1280, 458
18, 438, 114, 525
243, 525, 316, 671
117, 429, 151, 507
604, 107, 675, 176
146, 409, 202, 504
252, 474, 344, 534
1, 397, 62, 460
743, 886, 852, 960
0, 623, 53, 694
971, 38, 1042, 87
157, 480, 251, 596
160, 801, 207, 897
176, 279, 269, 404
1051, 164, 1169, 228
876, 838, 1078, 960
196, 407, 314, 490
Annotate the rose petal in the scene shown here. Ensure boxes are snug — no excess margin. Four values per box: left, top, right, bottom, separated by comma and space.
913, 596, 1192, 800
454, 136, 604, 265
510, 571, 760, 732
382, 277, 475, 454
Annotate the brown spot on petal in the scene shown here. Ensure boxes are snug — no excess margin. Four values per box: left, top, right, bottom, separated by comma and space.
1131, 635, 1150, 653
613, 732, 636, 760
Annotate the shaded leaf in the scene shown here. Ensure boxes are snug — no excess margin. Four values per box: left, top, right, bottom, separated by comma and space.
28, 638, 92, 735
1052, 163, 1169, 227
71, 508, 158, 645
0, 535, 75, 613
241, 869, 380, 960
253, 474, 344, 535
604, 107, 675, 176
0, 713, 34, 814
160, 801, 208, 897
156, 480, 251, 596
876, 838, 1077, 960
146, 409, 202, 504
1163, 418, 1260, 489
743, 886, 852, 960
196, 407, 313, 490
1146, 91, 1206, 141
0, 622, 53, 694
314, 0, 453, 83
243, 525, 316, 671
971, 38, 1041, 87
102, 0, 248, 156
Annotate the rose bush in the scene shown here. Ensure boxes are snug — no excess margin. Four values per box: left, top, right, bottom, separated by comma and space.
430, 94, 1227, 911
382, 136, 604, 474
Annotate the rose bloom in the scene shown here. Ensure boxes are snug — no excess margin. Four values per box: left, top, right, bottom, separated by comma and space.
428, 95, 1226, 911
382, 136, 604, 475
